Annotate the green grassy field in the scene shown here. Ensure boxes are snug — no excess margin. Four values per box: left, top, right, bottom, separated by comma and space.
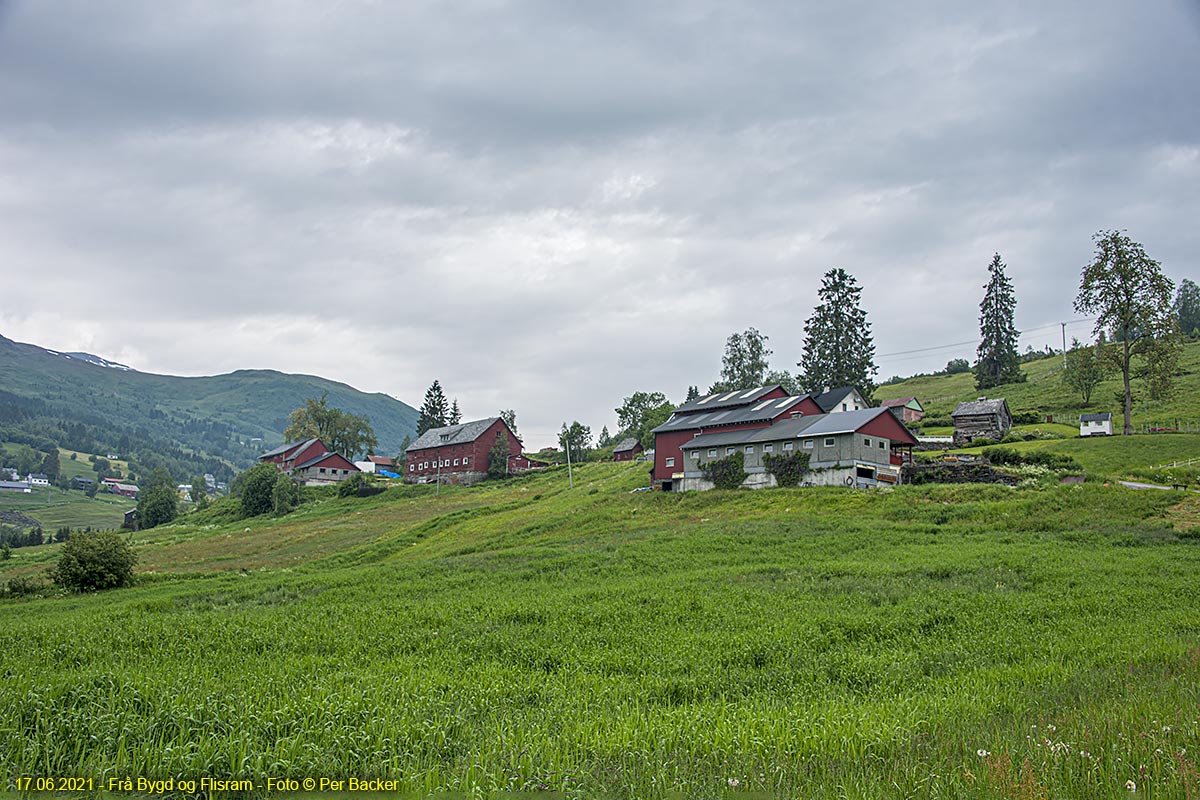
3, 462, 1200, 798
0, 488, 130, 532
877, 340, 1200, 427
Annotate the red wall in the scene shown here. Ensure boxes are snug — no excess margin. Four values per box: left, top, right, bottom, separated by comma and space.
613, 443, 643, 462
405, 419, 523, 479
858, 411, 919, 445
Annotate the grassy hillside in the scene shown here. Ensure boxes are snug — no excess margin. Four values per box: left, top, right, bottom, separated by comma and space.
0, 334, 419, 463
0, 489, 129, 531
3, 463, 1199, 798
878, 339, 1200, 426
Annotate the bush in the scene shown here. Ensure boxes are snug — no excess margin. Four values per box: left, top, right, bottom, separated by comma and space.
701, 452, 747, 490
236, 463, 282, 517
762, 452, 811, 487
272, 474, 300, 515
921, 416, 953, 428
1012, 409, 1042, 425
981, 446, 1082, 471
338, 472, 369, 498
1, 575, 44, 598
49, 530, 137, 592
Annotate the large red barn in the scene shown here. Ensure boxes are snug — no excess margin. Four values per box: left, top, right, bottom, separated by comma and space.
405, 417, 525, 485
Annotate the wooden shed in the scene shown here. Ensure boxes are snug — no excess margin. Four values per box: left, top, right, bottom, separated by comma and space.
951, 397, 1012, 446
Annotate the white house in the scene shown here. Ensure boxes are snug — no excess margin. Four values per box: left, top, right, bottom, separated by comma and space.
26, 473, 50, 487
1080, 412, 1112, 437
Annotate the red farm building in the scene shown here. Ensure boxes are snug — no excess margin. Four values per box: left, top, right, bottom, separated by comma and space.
259, 438, 361, 485
612, 437, 644, 461
404, 417, 526, 486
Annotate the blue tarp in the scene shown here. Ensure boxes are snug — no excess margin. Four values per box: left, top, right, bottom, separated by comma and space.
378, 470, 401, 478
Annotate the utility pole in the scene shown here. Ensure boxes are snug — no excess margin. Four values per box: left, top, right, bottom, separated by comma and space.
564, 427, 574, 489
1061, 322, 1067, 370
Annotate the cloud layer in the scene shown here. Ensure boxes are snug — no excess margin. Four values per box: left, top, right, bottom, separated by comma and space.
2, 1, 1198, 446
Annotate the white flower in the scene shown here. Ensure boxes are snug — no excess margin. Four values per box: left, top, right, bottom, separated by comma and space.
1126, 779, 1137, 791
727, 778, 740, 788
977, 749, 991, 758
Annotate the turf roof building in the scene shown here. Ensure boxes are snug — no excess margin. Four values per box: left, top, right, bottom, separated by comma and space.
404, 417, 529, 486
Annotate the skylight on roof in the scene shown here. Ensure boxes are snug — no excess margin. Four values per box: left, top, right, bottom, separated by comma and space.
709, 410, 732, 421
697, 395, 717, 404
719, 391, 740, 401
740, 388, 760, 398
751, 399, 776, 411
776, 397, 796, 408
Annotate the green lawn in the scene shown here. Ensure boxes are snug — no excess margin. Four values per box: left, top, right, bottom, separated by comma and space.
2, 463, 1199, 798
943, 432, 1200, 478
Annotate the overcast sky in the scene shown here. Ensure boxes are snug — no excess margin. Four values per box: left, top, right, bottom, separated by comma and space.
1, 1, 1197, 448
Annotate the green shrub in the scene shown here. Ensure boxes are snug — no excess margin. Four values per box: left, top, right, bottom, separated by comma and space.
236, 463, 282, 517
701, 452, 746, 490
273, 474, 301, 514
1, 575, 44, 598
762, 452, 811, 487
981, 446, 1082, 471
1012, 409, 1042, 425
49, 530, 137, 592
920, 416, 953, 428
338, 472, 369, 498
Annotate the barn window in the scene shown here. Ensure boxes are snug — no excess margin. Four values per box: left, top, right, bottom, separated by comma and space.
824, 438, 835, 447
453, 458, 459, 466
690, 451, 699, 459
784, 442, 794, 451
726, 447, 735, 455
744, 445, 754, 454
708, 449, 716, 457
665, 457, 675, 467
319, 468, 326, 474
463, 457, 469, 465
879, 441, 886, 449
863, 437, 871, 447
763, 444, 773, 452
803, 440, 814, 449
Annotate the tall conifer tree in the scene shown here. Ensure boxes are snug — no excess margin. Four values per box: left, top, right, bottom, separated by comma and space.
798, 268, 877, 399
417, 380, 449, 435
974, 253, 1025, 390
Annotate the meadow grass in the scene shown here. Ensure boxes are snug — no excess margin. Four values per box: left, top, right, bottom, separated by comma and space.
2, 463, 1199, 798
0, 487, 129, 531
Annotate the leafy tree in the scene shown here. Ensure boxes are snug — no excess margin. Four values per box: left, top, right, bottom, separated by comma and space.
597, 426, 612, 448
974, 253, 1025, 390
1074, 230, 1179, 435
499, 409, 519, 440
487, 432, 510, 479
136, 468, 178, 530
50, 530, 136, 591
685, 385, 700, 402
944, 358, 970, 375
798, 268, 878, 399
710, 328, 772, 392
764, 369, 800, 395
271, 474, 300, 515
1062, 338, 1106, 405
615, 392, 674, 449
190, 474, 209, 510
558, 421, 592, 462
1, 542, 9, 561
235, 463, 281, 517
284, 394, 378, 459
417, 381, 450, 435
447, 398, 462, 425
40, 450, 60, 483
1174, 278, 1200, 339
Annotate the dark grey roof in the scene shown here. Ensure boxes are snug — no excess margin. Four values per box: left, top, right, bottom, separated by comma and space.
408, 418, 505, 451
1080, 412, 1112, 422
259, 438, 316, 459
652, 395, 811, 434
673, 385, 783, 414
680, 430, 761, 450
295, 451, 359, 471
29, 473, 48, 480
612, 437, 640, 452
813, 386, 862, 412
0, 481, 32, 489
680, 408, 917, 449
952, 398, 1011, 417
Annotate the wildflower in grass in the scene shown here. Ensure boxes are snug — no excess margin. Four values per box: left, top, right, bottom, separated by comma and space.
727, 777, 740, 788
977, 749, 990, 758
1126, 779, 1137, 791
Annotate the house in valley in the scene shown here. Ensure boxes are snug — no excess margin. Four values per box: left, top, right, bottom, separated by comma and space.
612, 438, 643, 461
1079, 412, 1113, 437
880, 396, 925, 423
26, 473, 50, 488
259, 438, 361, 485
679, 407, 918, 491
951, 397, 1012, 446
405, 417, 527, 485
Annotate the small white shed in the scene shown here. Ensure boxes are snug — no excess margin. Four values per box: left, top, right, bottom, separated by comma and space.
1080, 412, 1112, 437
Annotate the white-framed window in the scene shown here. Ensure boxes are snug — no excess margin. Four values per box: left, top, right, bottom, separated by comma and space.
665, 457, 675, 467
763, 443, 774, 453
803, 440, 814, 449
863, 437, 871, 447
726, 447, 735, 455
784, 442, 794, 451
454, 458, 459, 466
463, 456, 469, 465
708, 449, 716, 457
879, 441, 886, 449
690, 451, 699, 459
824, 438, 835, 447
319, 467, 326, 474
842, 403, 848, 411
744, 445, 754, 454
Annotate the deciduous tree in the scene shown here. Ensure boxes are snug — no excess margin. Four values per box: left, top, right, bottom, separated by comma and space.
190, 474, 209, 510
499, 409, 519, 440
558, 421, 592, 462
974, 253, 1025, 390
1074, 230, 1178, 434
798, 268, 877, 399
710, 328, 772, 392
1174, 278, 1200, 339
285, 394, 378, 458
487, 432, 510, 479
136, 468, 178, 530
1062, 338, 1106, 405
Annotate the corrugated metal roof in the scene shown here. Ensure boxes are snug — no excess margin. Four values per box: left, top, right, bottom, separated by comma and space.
680, 430, 761, 450
679, 408, 915, 448
612, 437, 640, 452
1080, 412, 1112, 422
260, 439, 313, 459
408, 418, 504, 451
652, 395, 811, 433
673, 384, 782, 414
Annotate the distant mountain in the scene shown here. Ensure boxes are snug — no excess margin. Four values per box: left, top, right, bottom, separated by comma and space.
0, 334, 419, 469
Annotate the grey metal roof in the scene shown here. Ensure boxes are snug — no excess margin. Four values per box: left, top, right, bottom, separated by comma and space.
612, 437, 640, 452
652, 395, 811, 433
408, 417, 503, 451
259, 438, 315, 459
673, 385, 783, 414
679, 408, 916, 449
295, 451, 359, 471
0, 481, 32, 490
680, 430, 762, 450
1080, 412, 1112, 422
951, 398, 1011, 417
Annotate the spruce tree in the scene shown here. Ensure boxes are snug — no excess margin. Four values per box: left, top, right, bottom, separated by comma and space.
685, 385, 700, 402
417, 380, 449, 435
798, 268, 877, 400
974, 253, 1025, 390
448, 398, 462, 425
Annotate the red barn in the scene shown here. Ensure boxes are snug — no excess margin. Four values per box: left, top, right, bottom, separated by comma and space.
259, 438, 330, 471
651, 385, 824, 490
612, 437, 644, 461
405, 417, 524, 485
259, 438, 361, 484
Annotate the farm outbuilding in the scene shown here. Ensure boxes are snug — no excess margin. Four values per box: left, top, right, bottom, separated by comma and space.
1079, 412, 1112, 437
951, 397, 1012, 446
880, 396, 924, 423
612, 438, 643, 461
404, 417, 525, 486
